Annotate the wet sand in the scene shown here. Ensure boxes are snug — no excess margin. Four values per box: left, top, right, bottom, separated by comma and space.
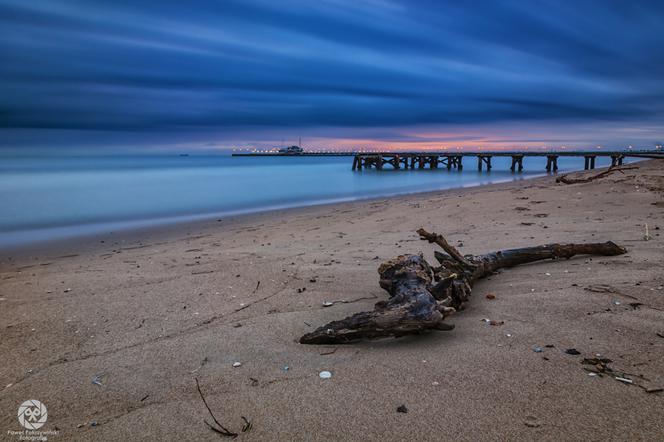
1, 161, 663, 441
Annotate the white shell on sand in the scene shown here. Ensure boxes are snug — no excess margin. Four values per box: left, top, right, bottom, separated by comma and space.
319, 370, 332, 379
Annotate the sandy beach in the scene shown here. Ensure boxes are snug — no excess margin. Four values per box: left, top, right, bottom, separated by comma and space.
1, 161, 663, 441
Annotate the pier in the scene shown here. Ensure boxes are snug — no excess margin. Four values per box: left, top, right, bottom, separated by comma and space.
232, 150, 663, 172
347, 151, 661, 172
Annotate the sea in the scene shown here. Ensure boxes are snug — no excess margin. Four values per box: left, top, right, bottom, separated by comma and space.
0, 152, 624, 248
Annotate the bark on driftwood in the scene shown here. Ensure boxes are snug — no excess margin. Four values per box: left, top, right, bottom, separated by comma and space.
556, 165, 638, 184
299, 229, 626, 344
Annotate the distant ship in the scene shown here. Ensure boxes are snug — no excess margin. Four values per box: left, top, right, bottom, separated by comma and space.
278, 138, 304, 154
278, 145, 304, 154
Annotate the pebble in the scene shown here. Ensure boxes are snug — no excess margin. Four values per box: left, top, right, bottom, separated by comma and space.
319, 370, 332, 379
233, 362, 242, 368
524, 415, 541, 428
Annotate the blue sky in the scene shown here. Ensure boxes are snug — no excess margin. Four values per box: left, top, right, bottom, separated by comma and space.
1, 0, 663, 151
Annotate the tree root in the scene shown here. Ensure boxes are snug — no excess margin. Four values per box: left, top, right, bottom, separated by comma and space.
299, 229, 626, 344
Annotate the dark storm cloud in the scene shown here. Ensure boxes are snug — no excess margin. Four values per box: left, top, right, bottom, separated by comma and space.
1, 0, 663, 142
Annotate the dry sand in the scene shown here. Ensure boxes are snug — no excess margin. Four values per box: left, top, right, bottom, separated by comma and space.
1, 161, 663, 441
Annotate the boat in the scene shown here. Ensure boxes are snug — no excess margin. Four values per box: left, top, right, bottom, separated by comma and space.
278, 145, 304, 155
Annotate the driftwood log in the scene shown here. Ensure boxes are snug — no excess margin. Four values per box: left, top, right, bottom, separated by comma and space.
556, 165, 638, 184
299, 229, 626, 344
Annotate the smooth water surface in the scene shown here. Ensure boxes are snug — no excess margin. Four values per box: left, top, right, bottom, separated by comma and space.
0, 153, 620, 247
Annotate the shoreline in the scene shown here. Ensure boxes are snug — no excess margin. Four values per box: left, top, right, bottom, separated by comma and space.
0, 169, 557, 264
0, 158, 647, 259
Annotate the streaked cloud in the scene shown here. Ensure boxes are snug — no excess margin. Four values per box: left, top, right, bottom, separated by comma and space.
1, 0, 663, 149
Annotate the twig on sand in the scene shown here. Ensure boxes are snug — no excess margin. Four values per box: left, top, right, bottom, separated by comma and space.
416, 228, 475, 268
556, 165, 638, 185
195, 378, 238, 438
241, 416, 253, 433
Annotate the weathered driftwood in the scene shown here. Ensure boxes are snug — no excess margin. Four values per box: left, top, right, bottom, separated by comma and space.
556, 165, 638, 184
299, 229, 626, 344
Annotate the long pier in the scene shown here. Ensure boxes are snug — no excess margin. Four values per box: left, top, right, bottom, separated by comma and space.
232, 150, 663, 172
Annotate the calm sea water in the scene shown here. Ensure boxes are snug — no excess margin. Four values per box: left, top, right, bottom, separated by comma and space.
0, 153, 620, 248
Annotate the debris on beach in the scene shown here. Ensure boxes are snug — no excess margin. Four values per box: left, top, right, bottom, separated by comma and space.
241, 416, 252, 433
556, 165, 638, 185
485, 293, 496, 300
232, 362, 242, 368
319, 370, 332, 379
91, 374, 103, 386
523, 415, 541, 428
396, 405, 408, 413
565, 348, 581, 355
319, 348, 337, 356
190, 357, 208, 374
579, 356, 659, 392
584, 284, 621, 294
195, 378, 238, 438
300, 228, 627, 344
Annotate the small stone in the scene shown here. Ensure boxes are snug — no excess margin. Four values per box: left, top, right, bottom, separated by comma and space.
524, 415, 541, 428
533, 346, 543, 353
485, 293, 496, 300
565, 348, 581, 355
233, 362, 242, 368
396, 405, 408, 413
319, 370, 332, 379
322, 301, 334, 307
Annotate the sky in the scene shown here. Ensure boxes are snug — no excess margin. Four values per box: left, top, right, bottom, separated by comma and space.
1, 0, 663, 152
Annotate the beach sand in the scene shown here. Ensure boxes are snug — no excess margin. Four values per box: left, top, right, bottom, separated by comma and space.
1, 161, 663, 441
